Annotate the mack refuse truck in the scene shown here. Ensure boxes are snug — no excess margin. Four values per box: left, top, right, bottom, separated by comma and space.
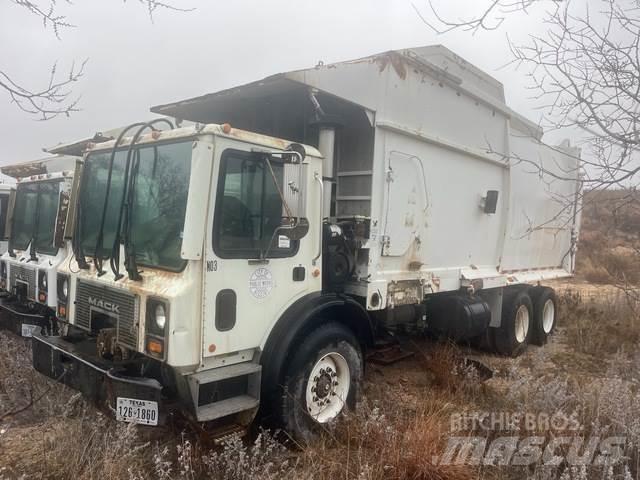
33, 46, 581, 441
0, 156, 77, 337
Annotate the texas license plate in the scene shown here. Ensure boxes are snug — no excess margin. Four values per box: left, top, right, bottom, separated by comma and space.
116, 397, 158, 426
21, 324, 38, 337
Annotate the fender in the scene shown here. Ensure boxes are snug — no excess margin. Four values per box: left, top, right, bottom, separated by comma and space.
259, 292, 374, 412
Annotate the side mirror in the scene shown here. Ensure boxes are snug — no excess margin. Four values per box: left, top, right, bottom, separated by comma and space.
277, 218, 310, 241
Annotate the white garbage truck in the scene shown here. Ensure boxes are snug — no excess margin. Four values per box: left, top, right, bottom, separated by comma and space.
0, 156, 78, 336
33, 46, 581, 441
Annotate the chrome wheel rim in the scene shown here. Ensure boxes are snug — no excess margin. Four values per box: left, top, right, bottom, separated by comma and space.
515, 304, 530, 343
305, 352, 350, 423
542, 299, 555, 334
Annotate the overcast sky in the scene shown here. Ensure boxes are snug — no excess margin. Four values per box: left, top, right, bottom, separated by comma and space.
0, 0, 554, 165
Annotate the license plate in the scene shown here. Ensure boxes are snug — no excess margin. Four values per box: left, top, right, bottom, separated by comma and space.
21, 324, 38, 337
116, 397, 158, 426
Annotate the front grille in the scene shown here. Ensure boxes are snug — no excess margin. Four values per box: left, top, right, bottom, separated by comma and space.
9, 264, 36, 300
75, 279, 139, 349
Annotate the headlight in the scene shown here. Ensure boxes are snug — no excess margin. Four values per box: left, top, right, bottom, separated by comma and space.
154, 303, 166, 330
146, 299, 168, 359
57, 274, 69, 303
42, 275, 47, 289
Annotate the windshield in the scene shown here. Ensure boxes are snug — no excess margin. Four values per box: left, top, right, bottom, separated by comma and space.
10, 181, 61, 254
79, 141, 192, 271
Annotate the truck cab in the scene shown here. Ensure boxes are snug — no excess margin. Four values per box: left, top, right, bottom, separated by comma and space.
0, 157, 77, 336
34, 121, 326, 436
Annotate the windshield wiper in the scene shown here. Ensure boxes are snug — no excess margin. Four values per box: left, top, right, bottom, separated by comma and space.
111, 118, 174, 281
92, 122, 147, 276
28, 184, 42, 263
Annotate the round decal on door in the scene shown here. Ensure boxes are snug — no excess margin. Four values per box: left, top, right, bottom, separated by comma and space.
249, 267, 274, 299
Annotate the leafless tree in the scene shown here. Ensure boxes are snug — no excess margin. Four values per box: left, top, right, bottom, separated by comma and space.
2, 0, 192, 120
412, 0, 548, 33
415, 0, 640, 287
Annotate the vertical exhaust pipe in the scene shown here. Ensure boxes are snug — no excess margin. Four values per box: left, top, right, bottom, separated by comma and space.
318, 126, 336, 219
308, 88, 340, 220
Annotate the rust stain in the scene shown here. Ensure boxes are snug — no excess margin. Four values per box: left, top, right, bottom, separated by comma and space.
60, 258, 187, 299
389, 53, 407, 80
374, 54, 390, 74
372, 53, 407, 80
1, 162, 47, 177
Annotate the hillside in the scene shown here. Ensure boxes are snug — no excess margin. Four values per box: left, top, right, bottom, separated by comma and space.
576, 189, 640, 285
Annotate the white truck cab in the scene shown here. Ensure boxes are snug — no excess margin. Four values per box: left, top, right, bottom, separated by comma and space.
0, 157, 77, 336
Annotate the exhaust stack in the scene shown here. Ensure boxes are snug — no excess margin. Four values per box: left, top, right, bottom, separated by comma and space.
318, 126, 336, 219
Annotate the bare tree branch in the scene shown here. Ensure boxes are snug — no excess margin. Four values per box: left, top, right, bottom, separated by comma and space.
0, 60, 87, 120
10, 0, 74, 38
412, 0, 554, 34
2, 0, 193, 120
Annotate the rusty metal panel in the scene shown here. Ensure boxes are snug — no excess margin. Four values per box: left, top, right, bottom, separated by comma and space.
1, 155, 78, 179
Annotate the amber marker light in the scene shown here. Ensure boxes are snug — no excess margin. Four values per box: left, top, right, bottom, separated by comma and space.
147, 338, 164, 356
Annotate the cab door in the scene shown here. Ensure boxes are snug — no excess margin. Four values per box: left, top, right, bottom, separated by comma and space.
202, 139, 321, 358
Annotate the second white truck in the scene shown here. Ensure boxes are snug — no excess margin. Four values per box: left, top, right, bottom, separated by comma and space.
0, 156, 77, 336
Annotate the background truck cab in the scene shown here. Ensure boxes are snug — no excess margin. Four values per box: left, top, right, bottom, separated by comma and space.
0, 156, 77, 336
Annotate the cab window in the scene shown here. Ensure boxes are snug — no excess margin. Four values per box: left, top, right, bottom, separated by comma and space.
213, 150, 297, 259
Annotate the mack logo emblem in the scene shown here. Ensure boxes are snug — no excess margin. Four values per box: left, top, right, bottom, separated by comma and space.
88, 296, 120, 314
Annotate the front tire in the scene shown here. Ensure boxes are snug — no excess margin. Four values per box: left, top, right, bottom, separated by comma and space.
280, 322, 363, 444
493, 290, 533, 357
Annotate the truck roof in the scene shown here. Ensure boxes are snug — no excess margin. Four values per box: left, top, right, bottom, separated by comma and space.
1, 155, 78, 179
45, 118, 191, 156
87, 123, 323, 158
150, 45, 543, 140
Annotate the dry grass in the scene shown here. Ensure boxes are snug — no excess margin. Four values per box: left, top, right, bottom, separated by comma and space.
1, 289, 640, 479
577, 189, 640, 285
558, 289, 640, 356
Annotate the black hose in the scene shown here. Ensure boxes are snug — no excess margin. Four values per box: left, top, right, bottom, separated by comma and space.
111, 118, 174, 281
92, 122, 147, 276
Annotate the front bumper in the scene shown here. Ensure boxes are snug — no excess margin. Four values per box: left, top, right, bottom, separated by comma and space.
0, 297, 51, 337
32, 332, 165, 423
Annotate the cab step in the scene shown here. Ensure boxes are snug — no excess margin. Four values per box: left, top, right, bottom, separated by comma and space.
187, 363, 261, 422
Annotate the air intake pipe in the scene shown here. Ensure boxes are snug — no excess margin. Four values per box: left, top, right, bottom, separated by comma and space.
318, 126, 336, 219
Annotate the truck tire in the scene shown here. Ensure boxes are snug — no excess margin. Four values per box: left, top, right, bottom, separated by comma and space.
493, 290, 532, 357
530, 287, 557, 346
280, 322, 363, 444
